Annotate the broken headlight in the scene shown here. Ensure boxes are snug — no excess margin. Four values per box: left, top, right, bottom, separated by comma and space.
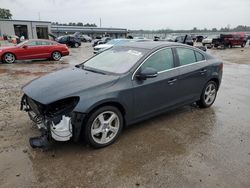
45, 97, 79, 117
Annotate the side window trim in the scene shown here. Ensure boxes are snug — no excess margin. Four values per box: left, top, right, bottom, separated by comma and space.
174, 46, 207, 67
132, 46, 207, 80
132, 47, 175, 80
194, 50, 205, 62
27, 41, 40, 47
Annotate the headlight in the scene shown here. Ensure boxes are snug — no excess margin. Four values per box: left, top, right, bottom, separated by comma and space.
45, 97, 79, 117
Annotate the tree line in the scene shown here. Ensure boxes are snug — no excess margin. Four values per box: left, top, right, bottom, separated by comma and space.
52, 22, 97, 27
130, 25, 250, 34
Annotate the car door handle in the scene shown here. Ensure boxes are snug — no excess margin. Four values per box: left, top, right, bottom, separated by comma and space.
168, 78, 177, 85
199, 69, 207, 74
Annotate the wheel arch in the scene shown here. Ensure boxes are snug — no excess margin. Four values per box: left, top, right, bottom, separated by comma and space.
51, 50, 62, 60
83, 100, 127, 126
209, 77, 220, 89
51, 50, 61, 55
75, 100, 127, 142
1, 52, 17, 61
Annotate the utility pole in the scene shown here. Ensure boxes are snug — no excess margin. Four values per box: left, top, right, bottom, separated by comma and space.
99, 18, 102, 27
38, 12, 41, 21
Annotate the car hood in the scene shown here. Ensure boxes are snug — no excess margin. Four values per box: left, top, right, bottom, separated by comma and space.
22, 67, 119, 105
94, 44, 113, 49
202, 38, 212, 43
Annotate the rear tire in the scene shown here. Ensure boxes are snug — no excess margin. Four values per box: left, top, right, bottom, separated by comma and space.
74, 43, 79, 48
3, 53, 15, 64
84, 106, 123, 148
197, 81, 218, 108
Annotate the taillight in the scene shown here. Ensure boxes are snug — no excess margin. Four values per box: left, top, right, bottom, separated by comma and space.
219, 63, 223, 71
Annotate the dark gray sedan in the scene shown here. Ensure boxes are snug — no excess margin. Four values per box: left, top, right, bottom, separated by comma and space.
21, 42, 223, 149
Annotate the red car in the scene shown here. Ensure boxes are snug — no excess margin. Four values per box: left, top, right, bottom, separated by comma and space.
0, 39, 69, 64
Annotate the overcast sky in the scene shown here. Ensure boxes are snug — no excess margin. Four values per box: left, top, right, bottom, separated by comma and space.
1, 0, 250, 30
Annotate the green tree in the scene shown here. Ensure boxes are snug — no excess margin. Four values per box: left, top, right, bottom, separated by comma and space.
84, 23, 97, 27
192, 27, 197, 32
212, 28, 217, 32
77, 22, 83, 26
0, 8, 12, 19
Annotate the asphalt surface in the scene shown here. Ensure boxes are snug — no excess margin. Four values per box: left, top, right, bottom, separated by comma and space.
0, 43, 250, 188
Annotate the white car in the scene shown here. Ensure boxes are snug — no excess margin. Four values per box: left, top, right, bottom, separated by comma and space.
93, 39, 130, 54
202, 35, 219, 48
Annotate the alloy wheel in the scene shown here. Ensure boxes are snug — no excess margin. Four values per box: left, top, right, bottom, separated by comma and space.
74, 43, 79, 48
204, 83, 216, 105
52, 52, 61, 61
91, 111, 120, 144
4, 53, 15, 64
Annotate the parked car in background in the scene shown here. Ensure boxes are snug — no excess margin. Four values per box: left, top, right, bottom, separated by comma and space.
92, 37, 111, 47
202, 35, 219, 48
94, 38, 130, 54
174, 35, 194, 46
56, 35, 81, 48
190, 34, 197, 41
0, 39, 69, 64
21, 42, 222, 149
48, 33, 57, 41
196, 35, 204, 43
80, 35, 92, 42
72, 32, 81, 39
93, 38, 151, 54
212, 32, 247, 48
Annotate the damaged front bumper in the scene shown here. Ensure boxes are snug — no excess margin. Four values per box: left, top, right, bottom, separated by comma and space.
21, 95, 85, 148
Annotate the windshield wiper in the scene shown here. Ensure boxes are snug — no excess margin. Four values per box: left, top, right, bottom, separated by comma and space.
82, 65, 106, 75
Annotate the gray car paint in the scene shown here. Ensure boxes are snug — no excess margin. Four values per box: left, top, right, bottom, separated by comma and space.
22, 42, 222, 126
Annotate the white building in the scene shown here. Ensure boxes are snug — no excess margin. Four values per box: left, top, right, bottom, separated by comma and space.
51, 25, 128, 38
0, 19, 128, 40
0, 19, 51, 39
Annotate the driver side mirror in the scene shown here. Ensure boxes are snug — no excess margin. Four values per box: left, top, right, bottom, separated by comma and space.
22, 45, 28, 49
136, 67, 158, 80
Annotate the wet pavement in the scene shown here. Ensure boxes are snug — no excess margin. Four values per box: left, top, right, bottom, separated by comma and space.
0, 43, 250, 188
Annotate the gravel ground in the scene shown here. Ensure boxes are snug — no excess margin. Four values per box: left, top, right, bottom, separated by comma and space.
0, 43, 250, 188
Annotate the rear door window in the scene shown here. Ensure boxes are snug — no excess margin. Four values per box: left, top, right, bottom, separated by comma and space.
195, 51, 205, 62
141, 48, 174, 72
176, 48, 196, 66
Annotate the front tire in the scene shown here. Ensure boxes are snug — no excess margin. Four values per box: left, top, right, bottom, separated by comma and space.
51, 51, 61, 61
197, 81, 218, 108
3, 53, 16, 64
84, 106, 123, 148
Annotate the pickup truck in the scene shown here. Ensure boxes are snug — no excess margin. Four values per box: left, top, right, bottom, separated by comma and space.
212, 32, 247, 48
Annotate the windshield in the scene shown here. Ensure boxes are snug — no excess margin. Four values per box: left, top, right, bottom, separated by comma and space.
57, 36, 64, 40
83, 47, 146, 74
107, 40, 120, 45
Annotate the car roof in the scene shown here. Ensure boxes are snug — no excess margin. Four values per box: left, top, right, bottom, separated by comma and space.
111, 38, 129, 41
118, 41, 190, 50
27, 39, 55, 42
